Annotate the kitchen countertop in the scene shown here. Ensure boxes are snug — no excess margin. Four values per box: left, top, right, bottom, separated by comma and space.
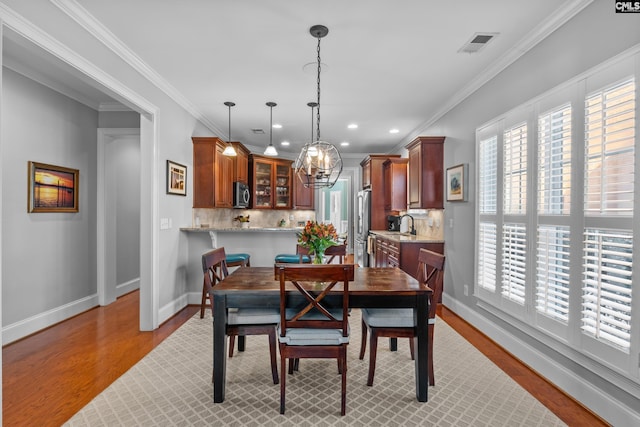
368, 230, 444, 243
180, 226, 302, 232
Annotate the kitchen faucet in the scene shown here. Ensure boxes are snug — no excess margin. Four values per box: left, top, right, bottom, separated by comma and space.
400, 214, 416, 235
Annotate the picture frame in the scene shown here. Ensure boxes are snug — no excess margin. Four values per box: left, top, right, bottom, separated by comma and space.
28, 161, 79, 213
446, 163, 468, 202
167, 160, 187, 196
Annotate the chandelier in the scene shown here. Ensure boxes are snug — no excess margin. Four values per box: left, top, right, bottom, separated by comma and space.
294, 25, 342, 189
221, 101, 237, 156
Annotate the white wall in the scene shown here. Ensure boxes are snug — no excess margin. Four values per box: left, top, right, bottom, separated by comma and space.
417, 2, 640, 425
1, 68, 98, 328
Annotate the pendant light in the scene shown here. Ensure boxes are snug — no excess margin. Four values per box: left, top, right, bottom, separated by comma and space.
264, 101, 278, 156
294, 25, 342, 188
222, 101, 237, 156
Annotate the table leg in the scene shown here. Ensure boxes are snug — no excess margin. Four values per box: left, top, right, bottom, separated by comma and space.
414, 293, 429, 402
213, 294, 227, 403
389, 337, 398, 351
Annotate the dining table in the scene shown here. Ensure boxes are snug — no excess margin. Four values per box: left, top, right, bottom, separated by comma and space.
211, 266, 432, 403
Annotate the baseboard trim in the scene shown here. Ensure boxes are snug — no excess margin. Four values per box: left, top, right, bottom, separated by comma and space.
117, 278, 140, 298
442, 293, 640, 426
2, 294, 99, 345
158, 294, 190, 325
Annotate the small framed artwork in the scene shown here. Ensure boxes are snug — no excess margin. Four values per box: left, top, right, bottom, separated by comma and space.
28, 161, 79, 213
167, 160, 187, 196
446, 163, 468, 202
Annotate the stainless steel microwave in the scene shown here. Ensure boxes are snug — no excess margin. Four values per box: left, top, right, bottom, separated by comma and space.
233, 182, 250, 208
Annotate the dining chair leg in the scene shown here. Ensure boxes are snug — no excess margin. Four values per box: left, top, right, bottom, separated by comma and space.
428, 324, 435, 386
341, 348, 347, 416
280, 353, 287, 414
200, 279, 209, 319
359, 318, 368, 360
366, 329, 379, 386
228, 335, 236, 357
268, 329, 279, 384
409, 337, 415, 360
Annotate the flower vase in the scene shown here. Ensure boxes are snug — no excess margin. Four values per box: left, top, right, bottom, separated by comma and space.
241, 222, 250, 229
313, 251, 324, 264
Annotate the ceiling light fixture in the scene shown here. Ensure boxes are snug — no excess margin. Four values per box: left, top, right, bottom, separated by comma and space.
294, 25, 342, 189
264, 102, 278, 156
222, 101, 238, 156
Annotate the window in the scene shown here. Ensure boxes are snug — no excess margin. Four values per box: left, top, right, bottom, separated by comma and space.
476, 62, 637, 376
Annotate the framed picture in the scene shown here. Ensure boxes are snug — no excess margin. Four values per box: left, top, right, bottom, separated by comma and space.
446, 163, 468, 202
28, 161, 79, 213
167, 160, 187, 196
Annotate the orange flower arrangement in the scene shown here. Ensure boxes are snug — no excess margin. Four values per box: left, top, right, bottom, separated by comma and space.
297, 220, 338, 264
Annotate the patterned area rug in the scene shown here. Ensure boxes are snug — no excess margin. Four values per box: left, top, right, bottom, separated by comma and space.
65, 310, 565, 426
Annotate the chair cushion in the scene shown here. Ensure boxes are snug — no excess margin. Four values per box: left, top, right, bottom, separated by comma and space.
227, 308, 280, 325
361, 308, 416, 328
274, 254, 311, 263
226, 253, 250, 264
277, 323, 350, 345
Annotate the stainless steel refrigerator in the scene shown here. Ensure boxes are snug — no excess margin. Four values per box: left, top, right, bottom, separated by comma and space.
355, 189, 371, 267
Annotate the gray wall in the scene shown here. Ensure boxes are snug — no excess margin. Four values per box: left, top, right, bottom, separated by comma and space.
416, 2, 640, 424
1, 68, 98, 324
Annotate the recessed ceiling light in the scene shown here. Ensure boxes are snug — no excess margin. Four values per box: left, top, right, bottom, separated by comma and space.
347, 123, 358, 129
272, 124, 282, 129
280, 141, 290, 146
340, 141, 350, 146
389, 128, 399, 134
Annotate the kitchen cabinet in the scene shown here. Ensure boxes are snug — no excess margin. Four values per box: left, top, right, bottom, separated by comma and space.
193, 137, 235, 208
360, 154, 401, 230
293, 176, 314, 210
250, 154, 293, 209
230, 142, 250, 184
383, 158, 408, 212
373, 235, 444, 280
406, 136, 445, 209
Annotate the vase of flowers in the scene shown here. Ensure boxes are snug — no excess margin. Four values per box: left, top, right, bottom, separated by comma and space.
233, 215, 250, 229
297, 220, 338, 264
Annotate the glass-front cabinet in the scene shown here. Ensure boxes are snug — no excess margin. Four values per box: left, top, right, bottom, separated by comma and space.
250, 154, 292, 209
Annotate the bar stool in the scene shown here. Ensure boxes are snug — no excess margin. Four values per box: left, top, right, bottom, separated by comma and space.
226, 252, 251, 268
274, 244, 311, 264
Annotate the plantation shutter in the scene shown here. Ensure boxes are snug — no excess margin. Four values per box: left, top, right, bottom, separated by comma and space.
503, 124, 527, 215
478, 222, 497, 292
536, 226, 571, 322
501, 223, 527, 304
479, 136, 498, 214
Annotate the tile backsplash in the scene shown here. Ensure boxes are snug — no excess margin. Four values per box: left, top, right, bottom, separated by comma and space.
399, 209, 444, 240
192, 208, 315, 229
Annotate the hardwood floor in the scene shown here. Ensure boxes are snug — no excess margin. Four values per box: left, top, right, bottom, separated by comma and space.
3, 292, 605, 426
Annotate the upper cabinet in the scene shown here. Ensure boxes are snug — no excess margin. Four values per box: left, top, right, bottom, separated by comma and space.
406, 136, 445, 209
361, 154, 401, 230
192, 137, 248, 208
250, 154, 293, 209
293, 175, 314, 210
383, 158, 408, 212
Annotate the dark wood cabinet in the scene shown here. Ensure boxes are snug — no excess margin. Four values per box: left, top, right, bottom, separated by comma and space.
293, 176, 314, 210
406, 136, 445, 209
383, 158, 408, 212
193, 137, 235, 208
250, 154, 293, 209
231, 142, 250, 184
374, 235, 444, 280
361, 154, 401, 230
214, 140, 233, 208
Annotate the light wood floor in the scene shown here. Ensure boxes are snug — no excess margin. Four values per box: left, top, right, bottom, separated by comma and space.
3, 291, 606, 426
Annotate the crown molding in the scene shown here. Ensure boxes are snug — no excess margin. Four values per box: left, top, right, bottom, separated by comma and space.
51, 0, 224, 136
391, 0, 595, 154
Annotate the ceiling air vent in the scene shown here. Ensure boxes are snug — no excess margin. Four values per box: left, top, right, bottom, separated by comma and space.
251, 129, 265, 134
458, 32, 498, 54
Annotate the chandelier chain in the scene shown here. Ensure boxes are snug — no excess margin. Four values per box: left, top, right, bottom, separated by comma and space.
316, 36, 321, 142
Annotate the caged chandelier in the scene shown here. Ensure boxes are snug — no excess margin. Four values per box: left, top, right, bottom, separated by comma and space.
294, 24, 343, 189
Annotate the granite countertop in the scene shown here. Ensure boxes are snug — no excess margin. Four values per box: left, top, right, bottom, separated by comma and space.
180, 226, 302, 232
368, 230, 444, 243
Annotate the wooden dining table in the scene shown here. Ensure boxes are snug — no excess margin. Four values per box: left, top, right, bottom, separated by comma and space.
212, 266, 432, 403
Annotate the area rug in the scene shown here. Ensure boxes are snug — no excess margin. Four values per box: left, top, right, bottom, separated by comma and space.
64, 310, 564, 426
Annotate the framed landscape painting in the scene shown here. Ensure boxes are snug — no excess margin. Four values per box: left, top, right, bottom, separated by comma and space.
446, 163, 468, 202
167, 160, 187, 196
28, 161, 79, 213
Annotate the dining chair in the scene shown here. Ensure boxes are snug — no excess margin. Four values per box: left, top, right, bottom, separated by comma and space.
324, 243, 347, 264
276, 263, 354, 416
358, 248, 445, 387
202, 247, 280, 384
274, 244, 311, 264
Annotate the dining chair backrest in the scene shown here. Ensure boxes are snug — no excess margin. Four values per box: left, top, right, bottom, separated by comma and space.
276, 264, 354, 338
416, 248, 445, 320
324, 244, 347, 264
202, 247, 229, 292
